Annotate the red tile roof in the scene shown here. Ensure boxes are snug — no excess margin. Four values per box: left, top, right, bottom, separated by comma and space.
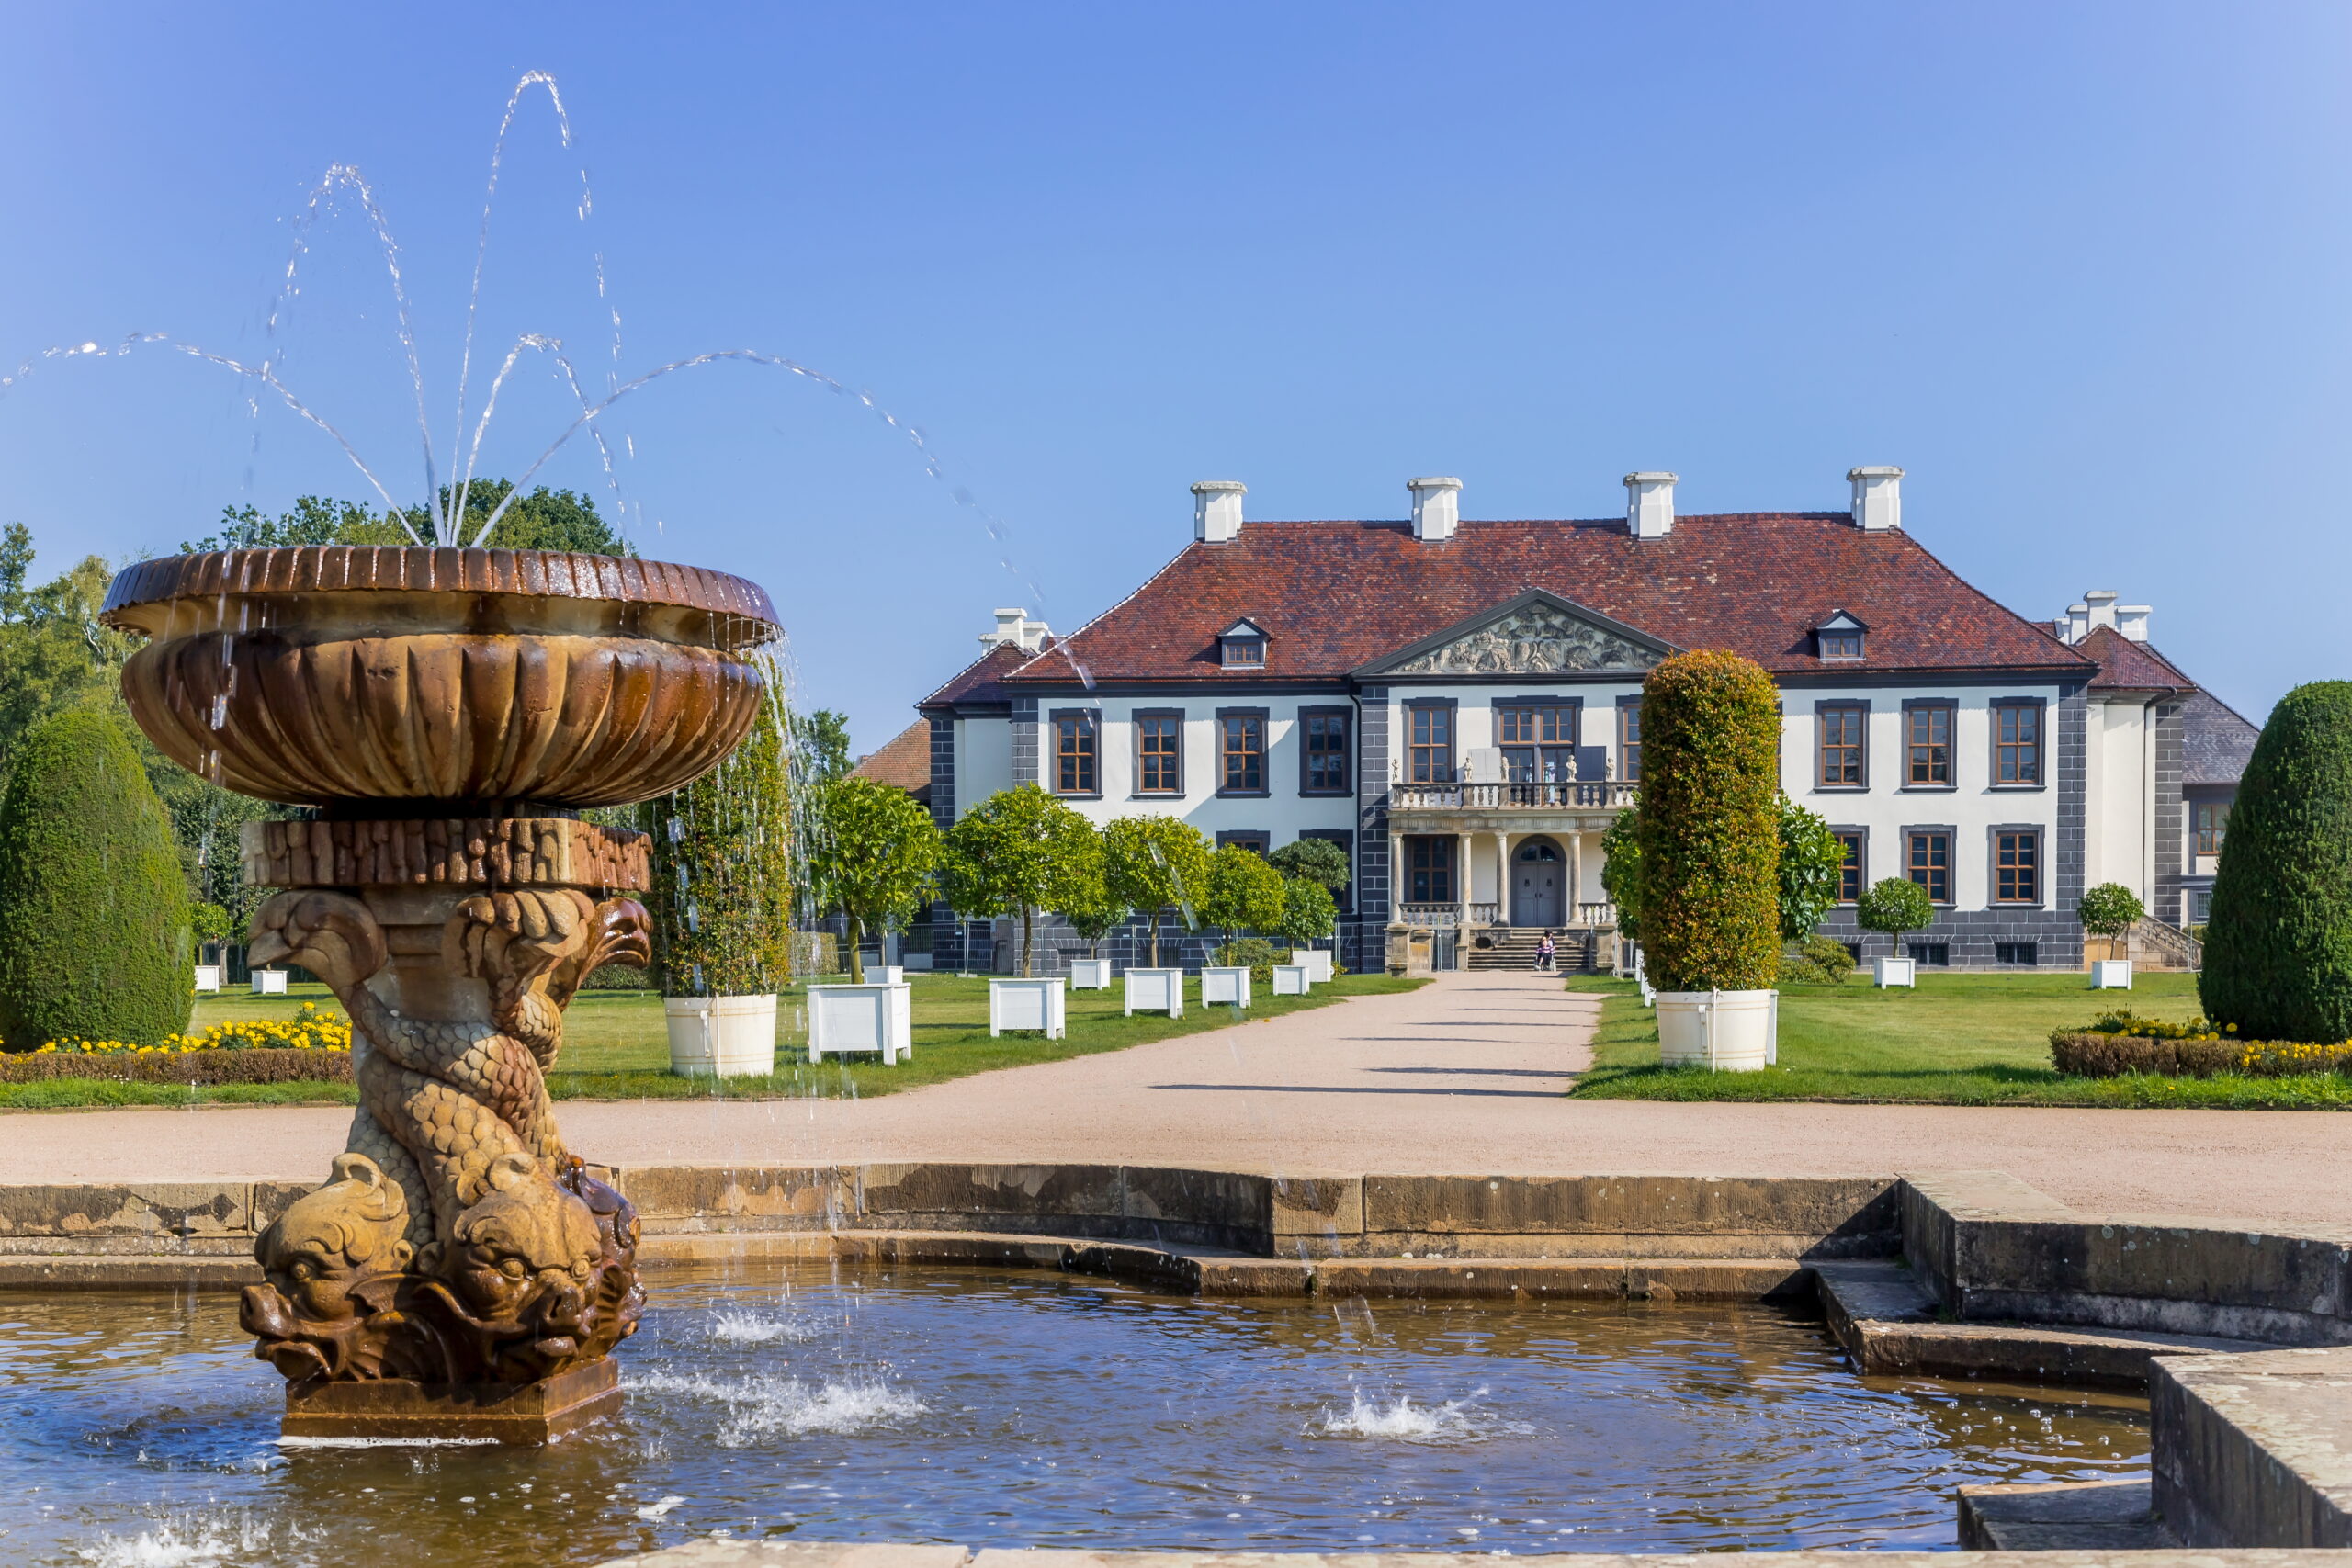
918, 640, 1054, 712
1001, 514, 2094, 686
849, 719, 933, 799
2076, 625, 2192, 692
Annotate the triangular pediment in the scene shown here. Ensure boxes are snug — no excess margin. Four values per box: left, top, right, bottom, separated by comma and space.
1362, 591, 1673, 679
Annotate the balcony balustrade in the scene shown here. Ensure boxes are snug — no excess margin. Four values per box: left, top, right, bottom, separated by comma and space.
1391, 780, 1639, 811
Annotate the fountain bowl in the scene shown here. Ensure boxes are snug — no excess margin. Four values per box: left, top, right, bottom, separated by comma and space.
98, 546, 780, 811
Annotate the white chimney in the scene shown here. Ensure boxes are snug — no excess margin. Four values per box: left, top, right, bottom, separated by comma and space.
1193, 480, 1246, 544
979, 607, 1050, 652
2116, 604, 2152, 643
1408, 477, 1462, 541
1624, 471, 1677, 539
1849, 466, 1904, 531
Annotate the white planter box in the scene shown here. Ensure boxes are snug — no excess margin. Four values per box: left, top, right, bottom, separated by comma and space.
1200, 966, 1252, 1008
250, 969, 288, 996
1124, 968, 1184, 1017
989, 977, 1067, 1039
1289, 949, 1334, 984
855, 964, 903, 986
664, 994, 779, 1077
1068, 958, 1113, 990
1272, 964, 1311, 996
192, 964, 222, 994
1656, 988, 1776, 1072
808, 982, 912, 1065
1874, 956, 1917, 988
2091, 959, 2134, 990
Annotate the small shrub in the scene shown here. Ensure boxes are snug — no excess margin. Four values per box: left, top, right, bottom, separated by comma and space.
1213, 937, 1282, 987
2049, 1032, 2244, 1078
1776, 951, 1837, 986
1800, 934, 1857, 983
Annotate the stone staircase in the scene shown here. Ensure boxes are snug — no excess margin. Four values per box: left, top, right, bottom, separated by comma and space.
2127, 916, 2203, 972
1464, 927, 1598, 972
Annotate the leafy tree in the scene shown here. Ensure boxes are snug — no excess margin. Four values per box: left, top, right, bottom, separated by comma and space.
1600, 808, 1642, 942
2077, 883, 2145, 962
1267, 837, 1350, 897
940, 784, 1098, 976
1202, 843, 1286, 941
0, 712, 192, 1048
190, 902, 233, 956
2200, 681, 2352, 1040
808, 775, 943, 984
1272, 877, 1339, 950
1634, 649, 1781, 992
639, 692, 794, 995
1778, 795, 1846, 942
792, 709, 854, 785
0, 547, 137, 779
1857, 877, 1935, 962
1102, 815, 1212, 966
0, 522, 32, 622
1059, 838, 1132, 959
179, 495, 409, 553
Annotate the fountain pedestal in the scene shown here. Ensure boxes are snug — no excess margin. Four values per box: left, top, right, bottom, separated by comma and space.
100, 545, 781, 1446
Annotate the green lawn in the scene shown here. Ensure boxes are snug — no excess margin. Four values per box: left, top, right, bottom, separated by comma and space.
1565, 970, 2352, 1109
0, 972, 1424, 1110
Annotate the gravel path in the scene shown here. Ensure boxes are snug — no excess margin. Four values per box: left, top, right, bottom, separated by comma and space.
6, 971, 2345, 1224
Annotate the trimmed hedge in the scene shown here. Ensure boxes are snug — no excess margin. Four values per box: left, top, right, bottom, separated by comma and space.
640, 694, 794, 996
2200, 681, 2352, 1041
2050, 1032, 2352, 1079
0, 1047, 351, 1085
1635, 650, 1782, 992
0, 712, 192, 1050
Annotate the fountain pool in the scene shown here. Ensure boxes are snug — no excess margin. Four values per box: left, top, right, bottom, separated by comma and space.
4, 1261, 2147, 1565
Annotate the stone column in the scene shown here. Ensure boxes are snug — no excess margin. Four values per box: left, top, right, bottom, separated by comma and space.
1457, 830, 1472, 932
1569, 830, 1585, 923
1496, 831, 1511, 926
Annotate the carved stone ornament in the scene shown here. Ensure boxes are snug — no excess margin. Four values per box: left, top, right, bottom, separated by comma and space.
1387, 602, 1664, 676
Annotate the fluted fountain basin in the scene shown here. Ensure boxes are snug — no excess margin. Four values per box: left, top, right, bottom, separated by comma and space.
0, 1261, 2148, 1565
98, 547, 780, 810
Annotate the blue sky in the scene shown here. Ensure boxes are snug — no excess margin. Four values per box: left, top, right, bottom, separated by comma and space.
2, 3, 2345, 751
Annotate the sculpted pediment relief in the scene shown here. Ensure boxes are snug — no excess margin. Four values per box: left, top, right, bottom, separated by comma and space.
1380, 597, 1667, 677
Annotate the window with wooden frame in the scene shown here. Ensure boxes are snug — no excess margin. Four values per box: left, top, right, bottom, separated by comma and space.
1498, 703, 1577, 783
1218, 618, 1268, 669
1817, 704, 1866, 788
1905, 829, 1952, 904
1406, 836, 1454, 903
1407, 704, 1453, 784
2195, 800, 2230, 857
1994, 829, 2040, 904
1218, 711, 1266, 795
1135, 712, 1182, 795
1053, 713, 1098, 795
1216, 829, 1270, 856
1833, 829, 1865, 904
1617, 700, 1643, 782
1992, 701, 2042, 786
1905, 703, 1953, 787
1300, 707, 1351, 795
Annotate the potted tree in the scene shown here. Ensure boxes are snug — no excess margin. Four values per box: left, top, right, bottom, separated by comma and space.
1269, 838, 1348, 981
1060, 849, 1127, 990
1269, 876, 1338, 994
1200, 843, 1286, 1007
1857, 877, 1934, 988
1636, 650, 1781, 1071
641, 697, 793, 1077
807, 775, 942, 985
2079, 883, 2145, 989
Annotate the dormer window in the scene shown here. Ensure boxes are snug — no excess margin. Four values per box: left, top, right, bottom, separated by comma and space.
1219, 618, 1268, 670
1814, 611, 1867, 662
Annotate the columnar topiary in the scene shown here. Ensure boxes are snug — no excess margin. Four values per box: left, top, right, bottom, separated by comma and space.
639, 697, 794, 996
1634, 649, 1782, 992
0, 711, 192, 1048
2199, 681, 2352, 1040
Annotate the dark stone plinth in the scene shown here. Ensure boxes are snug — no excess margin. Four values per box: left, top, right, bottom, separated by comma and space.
282, 1357, 620, 1445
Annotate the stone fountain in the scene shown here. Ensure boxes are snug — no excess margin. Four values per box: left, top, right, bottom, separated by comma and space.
99, 545, 779, 1441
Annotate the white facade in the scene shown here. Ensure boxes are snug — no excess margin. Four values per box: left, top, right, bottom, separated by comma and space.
916, 469, 2240, 972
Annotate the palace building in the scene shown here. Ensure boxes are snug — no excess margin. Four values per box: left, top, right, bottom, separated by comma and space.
870, 468, 2253, 974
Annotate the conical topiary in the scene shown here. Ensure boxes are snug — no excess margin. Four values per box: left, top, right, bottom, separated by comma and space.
0, 710, 193, 1048
2199, 681, 2352, 1041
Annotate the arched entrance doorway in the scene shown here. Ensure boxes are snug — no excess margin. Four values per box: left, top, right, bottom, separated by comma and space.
1511, 836, 1566, 928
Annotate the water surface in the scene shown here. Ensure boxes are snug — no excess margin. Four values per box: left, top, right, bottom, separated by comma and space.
0, 1261, 2147, 1565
